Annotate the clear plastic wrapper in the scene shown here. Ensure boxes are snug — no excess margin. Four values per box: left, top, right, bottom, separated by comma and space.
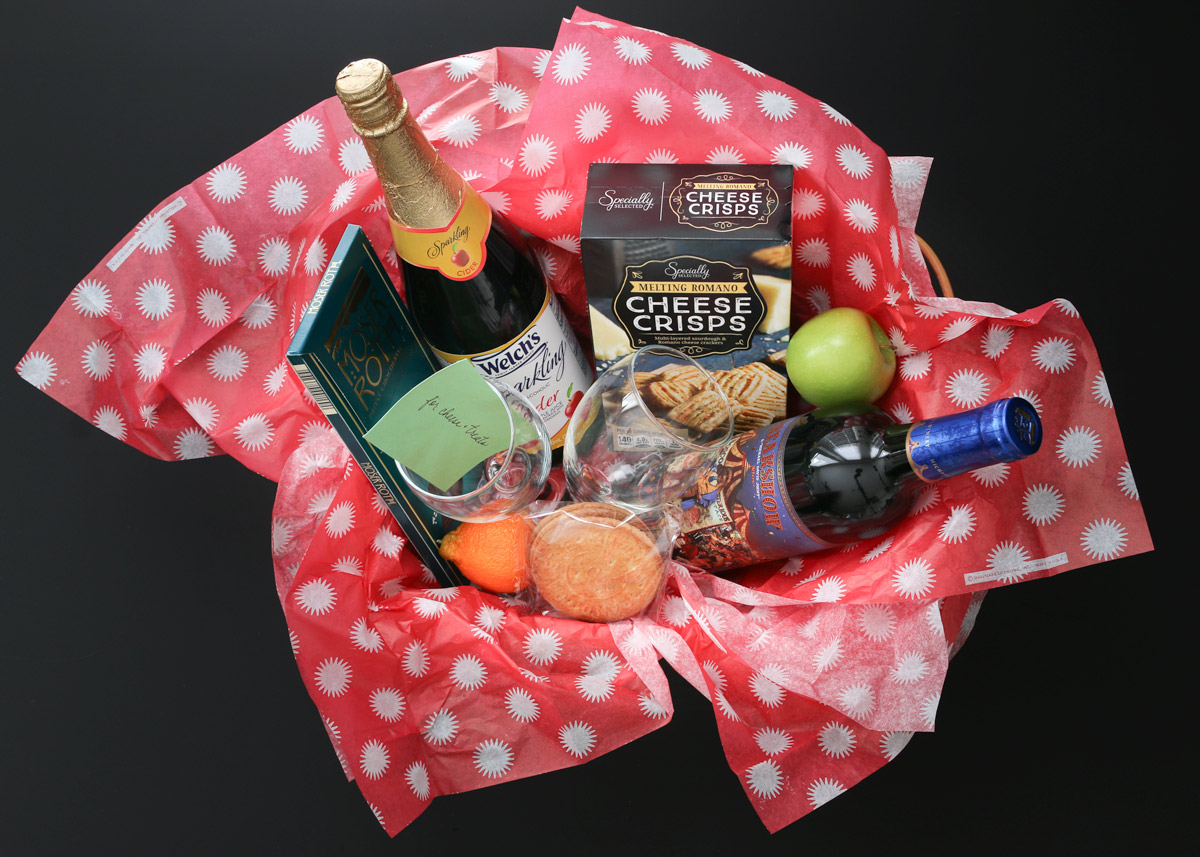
523, 501, 678, 622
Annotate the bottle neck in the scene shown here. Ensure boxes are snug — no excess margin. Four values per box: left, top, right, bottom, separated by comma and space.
364, 107, 464, 231
899, 397, 1042, 482
336, 58, 464, 231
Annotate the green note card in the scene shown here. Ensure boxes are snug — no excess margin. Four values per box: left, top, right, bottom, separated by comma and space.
365, 360, 539, 493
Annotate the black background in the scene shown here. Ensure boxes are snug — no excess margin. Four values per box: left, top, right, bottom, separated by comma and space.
4, 2, 1185, 854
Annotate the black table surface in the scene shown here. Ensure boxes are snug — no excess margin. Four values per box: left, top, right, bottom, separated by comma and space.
4, 2, 1184, 854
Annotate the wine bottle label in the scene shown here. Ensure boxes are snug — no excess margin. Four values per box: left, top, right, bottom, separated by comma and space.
389, 183, 492, 281
675, 416, 832, 572
427, 290, 594, 446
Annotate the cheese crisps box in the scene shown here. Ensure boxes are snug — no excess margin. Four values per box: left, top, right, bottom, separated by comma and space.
581, 164, 793, 431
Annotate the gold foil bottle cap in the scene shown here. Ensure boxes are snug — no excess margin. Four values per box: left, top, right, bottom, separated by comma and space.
335, 58, 405, 136
335, 58, 463, 230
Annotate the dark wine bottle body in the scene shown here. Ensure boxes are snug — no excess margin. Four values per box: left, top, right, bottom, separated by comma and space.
674, 398, 1042, 572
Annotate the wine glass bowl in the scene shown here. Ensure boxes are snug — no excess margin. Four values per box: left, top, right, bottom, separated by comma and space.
564, 345, 735, 513
395, 377, 552, 522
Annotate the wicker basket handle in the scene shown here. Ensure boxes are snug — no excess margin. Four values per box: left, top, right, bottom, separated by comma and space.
916, 235, 953, 298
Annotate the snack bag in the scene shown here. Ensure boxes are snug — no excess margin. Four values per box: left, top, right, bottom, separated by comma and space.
17, 7, 1152, 838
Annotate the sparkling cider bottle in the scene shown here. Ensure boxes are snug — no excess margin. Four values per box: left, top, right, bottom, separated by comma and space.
335, 58, 593, 448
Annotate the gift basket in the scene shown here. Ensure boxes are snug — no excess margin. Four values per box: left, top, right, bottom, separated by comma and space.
16, 8, 1152, 837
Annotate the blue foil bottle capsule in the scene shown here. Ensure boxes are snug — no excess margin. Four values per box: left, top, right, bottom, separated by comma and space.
906, 397, 1042, 482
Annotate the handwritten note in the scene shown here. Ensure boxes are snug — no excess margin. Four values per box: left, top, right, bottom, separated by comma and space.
365, 360, 539, 493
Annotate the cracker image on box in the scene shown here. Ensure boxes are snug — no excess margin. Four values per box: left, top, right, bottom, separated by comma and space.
581, 164, 793, 429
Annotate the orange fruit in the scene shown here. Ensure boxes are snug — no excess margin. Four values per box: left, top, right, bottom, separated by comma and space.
438, 514, 532, 594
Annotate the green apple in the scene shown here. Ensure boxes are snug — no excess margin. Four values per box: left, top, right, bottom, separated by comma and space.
785, 307, 896, 408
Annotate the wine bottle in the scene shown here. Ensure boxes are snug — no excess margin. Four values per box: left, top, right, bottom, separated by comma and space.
674, 397, 1042, 572
334, 59, 594, 448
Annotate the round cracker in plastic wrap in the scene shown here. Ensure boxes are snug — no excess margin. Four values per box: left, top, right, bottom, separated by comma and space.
527, 501, 672, 623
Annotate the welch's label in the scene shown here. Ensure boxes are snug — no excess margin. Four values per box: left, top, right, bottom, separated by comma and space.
429, 290, 593, 445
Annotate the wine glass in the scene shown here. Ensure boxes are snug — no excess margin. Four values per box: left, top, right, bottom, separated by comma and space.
394, 377, 553, 522
564, 345, 735, 513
